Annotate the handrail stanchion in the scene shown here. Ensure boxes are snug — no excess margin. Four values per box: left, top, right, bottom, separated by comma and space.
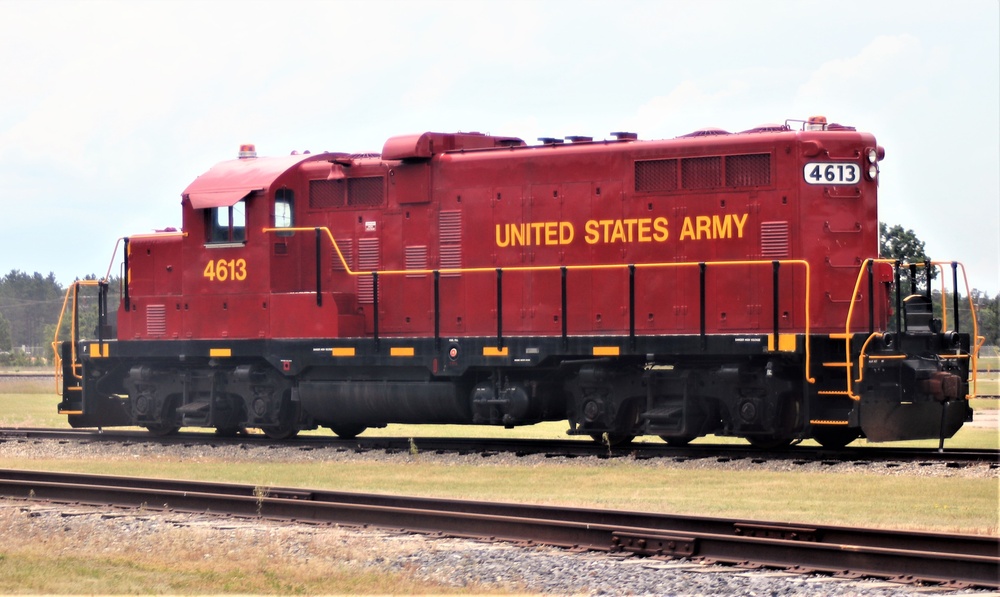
952, 262, 960, 334
560, 266, 568, 350
772, 261, 780, 349
923, 259, 932, 301
123, 237, 131, 312
372, 272, 379, 352
867, 260, 875, 336
496, 268, 504, 350
629, 264, 636, 351
894, 261, 902, 341
699, 263, 707, 349
434, 270, 441, 349
314, 228, 323, 306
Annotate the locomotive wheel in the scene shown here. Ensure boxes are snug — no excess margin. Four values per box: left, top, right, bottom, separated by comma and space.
813, 427, 860, 449
261, 425, 299, 440
745, 435, 792, 449
659, 435, 694, 447
145, 423, 179, 436
589, 432, 635, 447
328, 424, 366, 439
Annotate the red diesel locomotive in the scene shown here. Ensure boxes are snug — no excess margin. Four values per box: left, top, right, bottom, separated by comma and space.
55, 117, 982, 447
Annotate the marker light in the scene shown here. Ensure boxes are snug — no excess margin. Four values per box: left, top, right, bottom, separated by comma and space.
806, 115, 827, 131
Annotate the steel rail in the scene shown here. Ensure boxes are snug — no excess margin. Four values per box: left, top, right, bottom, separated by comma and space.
0, 469, 996, 588
2, 427, 997, 465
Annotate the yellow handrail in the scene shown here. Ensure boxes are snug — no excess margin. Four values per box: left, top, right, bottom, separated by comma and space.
51, 280, 103, 393
263, 226, 814, 382
843, 259, 980, 400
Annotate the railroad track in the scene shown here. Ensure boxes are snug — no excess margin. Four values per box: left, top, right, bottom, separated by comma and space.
1, 426, 997, 466
0, 468, 996, 588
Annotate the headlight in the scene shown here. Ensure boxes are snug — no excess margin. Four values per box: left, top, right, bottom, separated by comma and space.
868, 164, 878, 179
867, 148, 878, 163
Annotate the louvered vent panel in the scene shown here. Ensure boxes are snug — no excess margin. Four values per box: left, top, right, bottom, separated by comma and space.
760, 221, 790, 258
439, 210, 462, 276
347, 177, 384, 207
635, 159, 678, 192
357, 238, 380, 303
309, 179, 345, 209
439, 210, 462, 243
681, 156, 722, 189
405, 245, 427, 278
146, 304, 167, 337
726, 154, 771, 187
331, 238, 352, 271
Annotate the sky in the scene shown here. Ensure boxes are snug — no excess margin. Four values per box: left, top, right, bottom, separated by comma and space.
1, 0, 998, 295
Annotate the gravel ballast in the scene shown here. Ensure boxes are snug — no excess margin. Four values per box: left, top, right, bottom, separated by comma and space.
1, 437, 996, 596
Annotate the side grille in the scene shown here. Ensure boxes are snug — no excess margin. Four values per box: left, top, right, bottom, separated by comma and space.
439, 210, 462, 276
310, 177, 384, 208
357, 238, 380, 303
636, 153, 771, 192
331, 238, 352, 271
726, 154, 770, 187
309, 179, 344, 209
347, 177, 384, 207
635, 159, 678, 192
760, 221, 790, 258
146, 304, 167, 337
405, 245, 427, 278
681, 156, 722, 189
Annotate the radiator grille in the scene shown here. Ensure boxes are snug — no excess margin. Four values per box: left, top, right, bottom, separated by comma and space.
635, 159, 678, 192
146, 304, 167, 336
681, 156, 721, 189
309, 179, 344, 209
760, 221, 789, 258
348, 177, 384, 207
637, 153, 771, 192
726, 154, 770, 187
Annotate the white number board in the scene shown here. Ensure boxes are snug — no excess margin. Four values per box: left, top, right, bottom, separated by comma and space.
804, 162, 860, 185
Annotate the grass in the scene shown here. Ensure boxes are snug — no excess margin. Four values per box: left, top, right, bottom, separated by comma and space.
0, 509, 499, 595
4, 455, 993, 535
1, 378, 997, 593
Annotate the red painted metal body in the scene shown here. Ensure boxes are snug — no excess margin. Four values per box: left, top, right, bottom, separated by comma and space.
119, 125, 888, 343
58, 119, 976, 446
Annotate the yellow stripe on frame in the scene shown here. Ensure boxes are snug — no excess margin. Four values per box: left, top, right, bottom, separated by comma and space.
592, 346, 620, 356
483, 346, 509, 357
810, 419, 850, 426
209, 348, 232, 358
767, 334, 797, 352
390, 347, 415, 357
331, 347, 356, 357
88, 343, 109, 358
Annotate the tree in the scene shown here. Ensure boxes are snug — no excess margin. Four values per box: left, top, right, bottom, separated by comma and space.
0, 311, 11, 352
879, 222, 935, 291
0, 270, 65, 355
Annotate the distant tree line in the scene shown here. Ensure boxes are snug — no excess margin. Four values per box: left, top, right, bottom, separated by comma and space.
0, 271, 106, 367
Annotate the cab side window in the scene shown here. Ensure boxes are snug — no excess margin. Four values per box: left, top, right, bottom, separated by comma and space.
274, 189, 294, 229
207, 200, 246, 244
